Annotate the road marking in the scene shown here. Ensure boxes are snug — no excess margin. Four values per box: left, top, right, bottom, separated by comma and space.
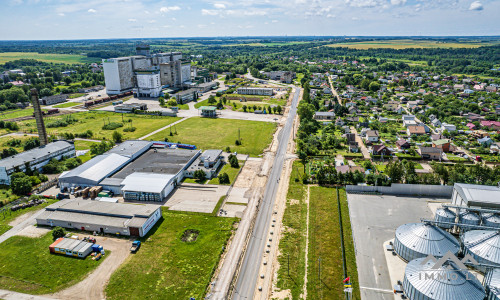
360, 286, 394, 293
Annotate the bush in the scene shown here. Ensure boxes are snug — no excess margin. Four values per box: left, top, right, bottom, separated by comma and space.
112, 131, 123, 143
52, 227, 66, 240
123, 126, 136, 132
193, 170, 206, 182
218, 172, 230, 184
228, 154, 239, 168
167, 99, 177, 106
102, 122, 123, 130
235, 139, 241, 146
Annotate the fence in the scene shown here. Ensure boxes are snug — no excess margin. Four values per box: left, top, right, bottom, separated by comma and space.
346, 183, 453, 198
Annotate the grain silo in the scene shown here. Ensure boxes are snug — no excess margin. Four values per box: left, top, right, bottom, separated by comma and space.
462, 230, 500, 272
459, 210, 480, 230
484, 268, 500, 300
482, 213, 500, 229
393, 223, 460, 262
403, 257, 485, 300
434, 207, 456, 229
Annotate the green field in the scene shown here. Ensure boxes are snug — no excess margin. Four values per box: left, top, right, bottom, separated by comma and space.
0, 108, 35, 120
147, 117, 276, 157
106, 208, 236, 299
53, 102, 80, 108
0, 134, 33, 153
68, 93, 86, 99
307, 186, 360, 300
74, 140, 101, 163
0, 189, 19, 211
0, 52, 98, 64
207, 161, 244, 185
326, 39, 493, 49
0, 232, 105, 294
0, 199, 57, 235
18, 111, 181, 141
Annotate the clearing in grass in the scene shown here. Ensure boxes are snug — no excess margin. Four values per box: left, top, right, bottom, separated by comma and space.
0, 232, 106, 294
105, 208, 237, 300
147, 117, 276, 157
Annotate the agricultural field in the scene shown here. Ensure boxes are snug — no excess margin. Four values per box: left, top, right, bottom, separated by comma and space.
0, 232, 106, 294
147, 117, 276, 157
52, 102, 81, 108
0, 52, 99, 64
105, 208, 236, 300
17, 111, 181, 141
326, 39, 493, 49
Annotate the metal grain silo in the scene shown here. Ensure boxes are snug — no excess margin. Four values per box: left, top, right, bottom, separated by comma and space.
434, 207, 456, 229
394, 223, 460, 262
462, 230, 500, 272
459, 210, 480, 231
483, 213, 500, 229
484, 268, 500, 300
403, 257, 485, 300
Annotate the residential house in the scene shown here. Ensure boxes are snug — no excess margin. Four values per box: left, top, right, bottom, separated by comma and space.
335, 117, 345, 126
348, 106, 359, 115
491, 142, 500, 154
431, 118, 442, 127
478, 137, 494, 147
372, 144, 392, 156
396, 139, 411, 150
433, 139, 451, 153
313, 111, 335, 121
418, 146, 442, 160
402, 115, 417, 127
365, 130, 379, 143
481, 120, 500, 131
466, 123, 476, 130
441, 123, 457, 132
346, 101, 357, 108
407, 125, 426, 136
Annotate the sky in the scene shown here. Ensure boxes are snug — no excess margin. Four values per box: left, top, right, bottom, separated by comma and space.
0, 0, 499, 40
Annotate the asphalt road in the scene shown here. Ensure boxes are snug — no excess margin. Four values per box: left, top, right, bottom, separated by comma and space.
232, 87, 301, 299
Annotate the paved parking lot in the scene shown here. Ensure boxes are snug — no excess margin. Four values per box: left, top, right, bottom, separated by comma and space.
165, 183, 229, 213
347, 193, 449, 300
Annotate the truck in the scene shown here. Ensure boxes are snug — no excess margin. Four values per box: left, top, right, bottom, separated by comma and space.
130, 241, 141, 253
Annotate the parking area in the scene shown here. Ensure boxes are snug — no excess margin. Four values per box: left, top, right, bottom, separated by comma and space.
164, 183, 230, 213
347, 193, 449, 300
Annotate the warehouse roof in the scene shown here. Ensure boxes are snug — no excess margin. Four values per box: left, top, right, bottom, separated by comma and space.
107, 140, 152, 158
121, 172, 175, 194
0, 141, 74, 170
45, 199, 158, 218
454, 183, 500, 208
59, 153, 130, 185
201, 149, 222, 162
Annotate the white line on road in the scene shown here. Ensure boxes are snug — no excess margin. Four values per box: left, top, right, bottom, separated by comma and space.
360, 286, 394, 293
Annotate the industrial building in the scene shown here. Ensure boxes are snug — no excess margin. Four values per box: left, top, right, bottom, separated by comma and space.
40, 94, 68, 105
103, 44, 191, 96
236, 87, 274, 96
462, 230, 500, 272
36, 200, 162, 237
175, 88, 198, 104
485, 268, 500, 300
113, 103, 147, 113
262, 71, 296, 83
185, 150, 224, 179
452, 183, 500, 209
58, 140, 206, 202
0, 140, 75, 185
193, 81, 218, 93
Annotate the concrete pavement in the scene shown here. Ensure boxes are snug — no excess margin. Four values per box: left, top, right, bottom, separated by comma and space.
350, 126, 370, 159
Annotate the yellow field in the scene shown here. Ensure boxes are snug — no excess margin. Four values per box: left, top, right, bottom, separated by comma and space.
326, 39, 493, 49
0, 52, 98, 64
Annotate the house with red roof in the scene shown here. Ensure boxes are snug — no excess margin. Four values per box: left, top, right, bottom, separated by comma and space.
481, 120, 500, 131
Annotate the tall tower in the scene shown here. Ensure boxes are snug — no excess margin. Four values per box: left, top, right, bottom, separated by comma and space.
30, 88, 48, 146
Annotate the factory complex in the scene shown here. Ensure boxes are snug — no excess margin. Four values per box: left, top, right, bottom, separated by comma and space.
386, 183, 500, 300
58, 140, 223, 202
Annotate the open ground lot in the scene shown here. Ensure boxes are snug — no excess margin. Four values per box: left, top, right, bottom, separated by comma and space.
0, 199, 57, 235
0, 232, 105, 295
165, 183, 229, 214
347, 193, 449, 300
17, 111, 181, 140
326, 39, 495, 49
105, 208, 237, 300
0, 52, 99, 64
147, 117, 276, 157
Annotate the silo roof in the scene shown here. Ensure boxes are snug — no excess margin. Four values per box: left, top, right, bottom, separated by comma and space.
395, 223, 460, 257
463, 230, 500, 265
485, 268, 500, 297
405, 257, 485, 300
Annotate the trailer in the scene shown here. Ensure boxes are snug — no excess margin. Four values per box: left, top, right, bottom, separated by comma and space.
49, 238, 64, 253
47, 108, 59, 115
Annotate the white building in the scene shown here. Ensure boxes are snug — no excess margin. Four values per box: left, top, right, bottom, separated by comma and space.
237, 87, 274, 96
135, 71, 162, 98
441, 123, 457, 132
102, 57, 135, 95
402, 115, 418, 127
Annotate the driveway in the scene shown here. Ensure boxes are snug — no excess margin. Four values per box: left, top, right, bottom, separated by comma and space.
350, 126, 370, 159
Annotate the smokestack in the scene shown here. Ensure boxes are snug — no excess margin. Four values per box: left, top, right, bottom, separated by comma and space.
30, 88, 48, 146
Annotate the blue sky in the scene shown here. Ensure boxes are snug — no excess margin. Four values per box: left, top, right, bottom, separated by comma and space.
1, 0, 499, 40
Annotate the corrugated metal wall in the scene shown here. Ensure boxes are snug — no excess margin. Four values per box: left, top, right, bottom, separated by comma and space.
346, 183, 454, 197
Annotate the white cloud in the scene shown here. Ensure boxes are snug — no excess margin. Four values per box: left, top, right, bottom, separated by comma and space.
58, 13, 65, 17
202, 9, 219, 15
160, 6, 181, 13
345, 0, 383, 8
390, 0, 406, 5
198, 24, 207, 28
326, 14, 336, 18
271, 19, 278, 23
128, 18, 136, 22
88, 8, 97, 13
10, 0, 23, 5
148, 20, 156, 24
469, 1, 483, 10
214, 3, 226, 9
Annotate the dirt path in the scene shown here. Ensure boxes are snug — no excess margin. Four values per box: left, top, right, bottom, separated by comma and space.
48, 236, 131, 300
302, 185, 311, 299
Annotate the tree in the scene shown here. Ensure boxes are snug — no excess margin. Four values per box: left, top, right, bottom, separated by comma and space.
228, 154, 239, 168
369, 81, 381, 92
242, 105, 247, 112
52, 227, 66, 240
193, 170, 206, 182
159, 97, 165, 106
39, 88, 53, 97
277, 105, 283, 114
112, 131, 123, 143
218, 172, 230, 184
10, 172, 32, 195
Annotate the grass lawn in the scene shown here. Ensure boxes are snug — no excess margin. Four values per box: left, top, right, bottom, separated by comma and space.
106, 208, 236, 300
307, 187, 360, 300
0, 134, 33, 153
0, 108, 37, 120
74, 140, 101, 163
0, 199, 57, 235
0, 189, 19, 209
207, 161, 244, 185
147, 117, 276, 157
194, 99, 214, 109
276, 161, 308, 298
0, 232, 106, 294
53, 102, 81, 108
68, 93, 86, 99
18, 111, 181, 141
0, 52, 99, 64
